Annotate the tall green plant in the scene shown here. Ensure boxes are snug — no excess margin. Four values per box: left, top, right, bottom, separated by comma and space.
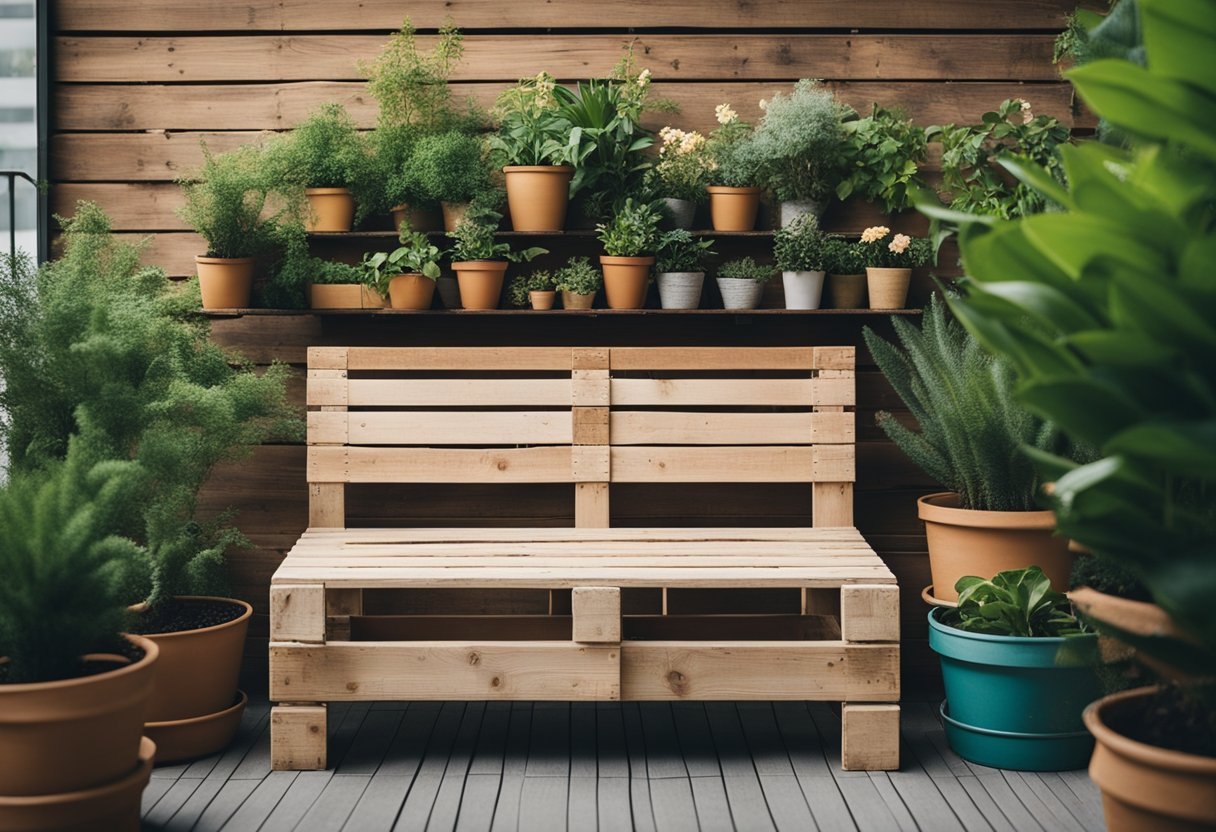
836, 105, 928, 213
177, 143, 277, 259
266, 104, 378, 222
361, 17, 477, 134
402, 130, 495, 206
745, 80, 849, 203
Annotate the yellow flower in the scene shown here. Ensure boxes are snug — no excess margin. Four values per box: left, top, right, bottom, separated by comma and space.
888, 234, 911, 255
715, 103, 738, 125
637, 68, 652, 86
759, 98, 768, 111
860, 226, 890, 244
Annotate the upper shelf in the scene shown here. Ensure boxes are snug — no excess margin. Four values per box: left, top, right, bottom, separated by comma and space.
308, 229, 779, 239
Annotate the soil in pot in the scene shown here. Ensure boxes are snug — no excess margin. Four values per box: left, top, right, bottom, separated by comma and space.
529, 290, 557, 310
562, 290, 595, 310
707, 186, 763, 232
867, 266, 912, 309
828, 273, 866, 309
782, 270, 825, 310
503, 165, 574, 231
305, 187, 355, 232
600, 256, 654, 309
196, 257, 254, 310
656, 272, 704, 309
452, 261, 508, 310
387, 273, 437, 310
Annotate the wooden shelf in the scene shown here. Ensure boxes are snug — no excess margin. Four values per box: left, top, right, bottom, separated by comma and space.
199, 307, 923, 318
308, 229, 778, 239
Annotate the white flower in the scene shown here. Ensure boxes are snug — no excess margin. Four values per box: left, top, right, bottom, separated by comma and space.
715, 103, 738, 125
1019, 99, 1032, 111
860, 226, 890, 244
888, 234, 911, 255
759, 98, 768, 111
1017, 98, 1034, 124
637, 68, 651, 86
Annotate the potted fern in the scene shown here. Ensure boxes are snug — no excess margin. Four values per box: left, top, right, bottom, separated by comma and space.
864, 297, 1078, 603
821, 236, 867, 309
655, 229, 716, 310
857, 225, 932, 309
596, 198, 663, 309
448, 207, 547, 310
715, 257, 773, 310
360, 227, 446, 311
555, 256, 602, 310
773, 212, 829, 309
403, 130, 496, 232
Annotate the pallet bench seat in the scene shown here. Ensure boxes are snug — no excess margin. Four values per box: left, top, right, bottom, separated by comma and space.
270, 346, 900, 771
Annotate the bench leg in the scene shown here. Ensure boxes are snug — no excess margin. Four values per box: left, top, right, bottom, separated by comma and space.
841, 703, 900, 771
271, 704, 328, 771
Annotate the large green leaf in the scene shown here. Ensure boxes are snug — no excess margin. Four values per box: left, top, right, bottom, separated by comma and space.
1105, 421, 1216, 479
1140, 0, 1216, 98
996, 156, 1072, 208
1020, 213, 1165, 279
974, 280, 1100, 333
1066, 330, 1176, 367
1016, 377, 1144, 446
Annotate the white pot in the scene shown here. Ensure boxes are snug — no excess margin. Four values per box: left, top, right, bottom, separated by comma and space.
782, 270, 826, 310
662, 198, 697, 230
716, 277, 765, 310
779, 199, 825, 228
656, 272, 705, 309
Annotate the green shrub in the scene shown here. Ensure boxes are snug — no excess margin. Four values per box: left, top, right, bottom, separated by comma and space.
717, 257, 774, 282
656, 229, 715, 273
554, 256, 602, 295
746, 80, 849, 202
943, 567, 1090, 638
402, 130, 494, 206
704, 103, 757, 188
596, 198, 663, 257
836, 106, 928, 213
370, 124, 426, 215
820, 236, 866, 274
773, 213, 829, 271
449, 207, 547, 263
266, 104, 378, 223
310, 259, 364, 285
177, 143, 278, 259
647, 126, 710, 203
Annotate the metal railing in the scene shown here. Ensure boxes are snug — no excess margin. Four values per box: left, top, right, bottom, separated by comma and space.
1, 169, 38, 268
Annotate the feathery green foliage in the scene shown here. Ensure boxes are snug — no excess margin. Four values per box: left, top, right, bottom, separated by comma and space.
265, 104, 379, 222
745, 80, 849, 202
717, 257, 774, 282
177, 143, 278, 259
401, 130, 495, 206
773, 213, 830, 272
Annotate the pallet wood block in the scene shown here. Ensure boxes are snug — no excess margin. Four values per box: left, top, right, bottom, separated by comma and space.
270, 346, 899, 771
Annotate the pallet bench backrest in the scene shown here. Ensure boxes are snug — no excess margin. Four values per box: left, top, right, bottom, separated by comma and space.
306, 346, 856, 529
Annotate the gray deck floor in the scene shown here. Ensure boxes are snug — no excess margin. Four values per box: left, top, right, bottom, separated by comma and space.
140, 698, 1106, 831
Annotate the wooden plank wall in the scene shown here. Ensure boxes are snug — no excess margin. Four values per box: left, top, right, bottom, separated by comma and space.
50, 0, 1091, 692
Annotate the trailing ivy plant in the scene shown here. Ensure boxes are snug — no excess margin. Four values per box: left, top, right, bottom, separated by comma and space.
942, 567, 1090, 638
835, 105, 929, 213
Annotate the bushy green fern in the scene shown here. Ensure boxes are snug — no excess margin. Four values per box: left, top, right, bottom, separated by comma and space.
864, 296, 1069, 511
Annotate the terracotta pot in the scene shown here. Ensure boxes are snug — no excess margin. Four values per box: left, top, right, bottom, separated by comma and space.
145, 691, 247, 765
391, 203, 443, 233
716, 276, 766, 310
867, 266, 912, 309
662, 198, 697, 229
451, 261, 508, 310
600, 255, 654, 309
529, 290, 557, 310
562, 290, 596, 310
387, 273, 437, 310
707, 186, 763, 231
1086, 686, 1216, 831
305, 187, 355, 232
503, 166, 574, 231
308, 283, 386, 310
0, 634, 158, 796
195, 257, 254, 310
436, 275, 461, 309
441, 201, 472, 232
918, 492, 1072, 603
656, 272, 705, 309
828, 273, 867, 309
0, 736, 154, 832
782, 270, 825, 310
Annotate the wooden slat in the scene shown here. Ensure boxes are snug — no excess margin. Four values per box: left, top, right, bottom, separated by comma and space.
571, 446, 610, 483
610, 378, 853, 407
345, 347, 574, 371
610, 347, 815, 370
325, 379, 571, 407
814, 482, 855, 527
269, 584, 326, 643
619, 642, 899, 701
270, 705, 327, 771
610, 411, 854, 445
309, 347, 349, 370
289, 540, 878, 556
270, 641, 620, 701
298, 527, 871, 543
574, 482, 610, 528
308, 483, 344, 528
308, 411, 573, 445
279, 555, 887, 568
609, 446, 855, 483
840, 585, 901, 643
308, 446, 575, 483
841, 704, 901, 771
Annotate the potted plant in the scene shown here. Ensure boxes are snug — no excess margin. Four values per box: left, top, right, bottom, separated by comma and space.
0, 450, 158, 811
705, 102, 762, 231
931, 567, 1101, 770
773, 212, 829, 310
448, 207, 547, 310
821, 236, 867, 309
857, 225, 931, 309
373, 125, 442, 233
360, 227, 445, 311
715, 256, 773, 310
402, 130, 497, 232
177, 143, 276, 310
864, 297, 1078, 603
747, 80, 849, 226
488, 72, 587, 232
308, 258, 386, 310
554, 256, 602, 310
836, 105, 929, 215
654, 229, 716, 310
507, 269, 558, 310
648, 126, 710, 229
596, 198, 663, 309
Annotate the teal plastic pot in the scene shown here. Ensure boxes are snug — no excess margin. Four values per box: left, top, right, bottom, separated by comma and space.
929, 608, 1101, 770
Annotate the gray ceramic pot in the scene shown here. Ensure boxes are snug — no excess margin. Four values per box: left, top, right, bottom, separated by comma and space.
782, 270, 826, 309
716, 277, 765, 310
656, 272, 705, 309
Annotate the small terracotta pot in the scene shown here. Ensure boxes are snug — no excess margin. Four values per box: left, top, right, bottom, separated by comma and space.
918, 492, 1072, 603
828, 273, 867, 309
196, 257, 254, 310
656, 272, 705, 309
707, 186, 763, 231
503, 165, 574, 231
308, 283, 386, 310
441, 201, 472, 232
600, 255, 654, 309
451, 260, 508, 310
867, 266, 913, 309
387, 273, 437, 310
716, 276, 765, 310
0, 736, 154, 832
529, 290, 557, 310
146, 691, 247, 765
305, 187, 355, 232
391, 203, 443, 233
1086, 686, 1216, 831
0, 634, 158, 796
562, 290, 596, 310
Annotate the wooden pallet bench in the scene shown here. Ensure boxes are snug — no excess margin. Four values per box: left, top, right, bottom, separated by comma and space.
270, 346, 900, 771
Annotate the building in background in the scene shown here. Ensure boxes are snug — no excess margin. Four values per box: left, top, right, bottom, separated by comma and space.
1, 0, 37, 259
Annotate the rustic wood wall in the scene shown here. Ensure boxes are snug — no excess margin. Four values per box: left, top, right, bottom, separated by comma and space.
49, 0, 1093, 692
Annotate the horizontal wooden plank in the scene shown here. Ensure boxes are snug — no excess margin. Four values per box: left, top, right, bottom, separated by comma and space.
289, 540, 876, 557
308, 410, 574, 445
317, 379, 572, 407
609, 346, 817, 370
269, 641, 620, 701
52, 0, 1092, 31
620, 641, 899, 700
610, 378, 853, 407
299, 527, 869, 543
610, 411, 854, 445
281, 555, 885, 568
308, 445, 576, 483
610, 446, 855, 483
345, 346, 576, 371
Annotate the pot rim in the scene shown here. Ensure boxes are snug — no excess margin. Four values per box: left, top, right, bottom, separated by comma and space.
1084, 685, 1216, 773
600, 255, 656, 265
502, 165, 575, 174
133, 596, 252, 641
304, 187, 352, 195
146, 689, 248, 730
195, 256, 255, 265
940, 701, 1092, 740
928, 606, 1095, 647
716, 276, 768, 284
706, 186, 763, 194
0, 633, 158, 694
866, 266, 913, 274
529, 289, 557, 296
0, 737, 155, 809
921, 584, 958, 609
451, 260, 509, 271
918, 491, 1058, 529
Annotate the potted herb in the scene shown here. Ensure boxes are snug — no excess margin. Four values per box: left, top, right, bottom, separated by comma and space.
177, 143, 276, 310
554, 256, 602, 310
931, 568, 1101, 770
398, 130, 495, 232
705, 102, 762, 231
857, 225, 931, 309
748, 80, 849, 226
654, 229, 715, 310
836, 105, 928, 214
372, 125, 442, 233
308, 258, 386, 310
649, 126, 710, 229
448, 207, 547, 310
595, 198, 662, 309
715, 256, 773, 310
863, 297, 1077, 603
821, 236, 867, 309
360, 227, 446, 311
507, 269, 558, 310
773, 213, 829, 310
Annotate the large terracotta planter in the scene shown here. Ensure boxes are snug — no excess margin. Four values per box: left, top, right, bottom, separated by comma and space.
196, 256, 254, 310
919, 492, 1072, 603
828, 273, 867, 309
707, 186, 763, 231
146, 691, 247, 765
441, 201, 472, 232
391, 203, 443, 233
0, 736, 154, 832
600, 255, 654, 309
387, 273, 437, 310
451, 260, 508, 310
1086, 686, 1216, 831
0, 634, 158, 796
561, 290, 596, 310
305, 187, 355, 232
867, 266, 912, 309
503, 165, 573, 231
308, 283, 386, 310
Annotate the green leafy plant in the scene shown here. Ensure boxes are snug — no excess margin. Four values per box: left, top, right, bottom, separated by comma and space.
836, 105, 929, 213
370, 124, 426, 215
309, 259, 364, 286
507, 269, 557, 307
554, 256, 602, 296
655, 229, 716, 273
857, 226, 932, 268
359, 228, 445, 298
717, 257, 774, 282
449, 207, 547, 263
596, 198, 663, 257
647, 126, 710, 203
820, 236, 866, 274
704, 102, 757, 188
177, 143, 278, 259
864, 296, 1071, 512
488, 72, 587, 168
1053, 1, 1143, 146
402, 130, 495, 206
746, 80, 849, 202
773, 213, 830, 271
942, 567, 1090, 638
